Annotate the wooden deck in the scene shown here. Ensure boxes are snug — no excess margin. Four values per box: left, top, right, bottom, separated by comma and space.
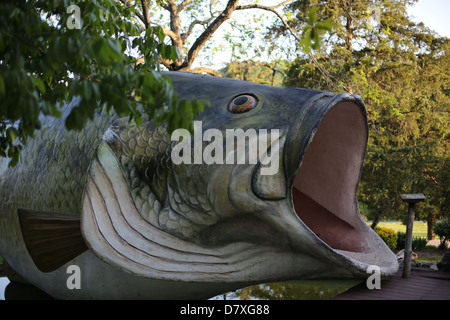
332, 269, 450, 300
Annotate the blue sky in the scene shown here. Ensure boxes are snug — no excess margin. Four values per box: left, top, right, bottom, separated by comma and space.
407, 0, 450, 37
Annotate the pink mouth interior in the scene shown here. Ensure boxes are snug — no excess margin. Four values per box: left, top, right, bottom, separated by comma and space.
292, 102, 368, 253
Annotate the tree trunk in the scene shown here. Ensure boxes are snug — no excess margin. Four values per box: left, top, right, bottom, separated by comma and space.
370, 210, 382, 229
169, 11, 183, 64
180, 0, 239, 72
345, 1, 353, 51
427, 212, 436, 240
140, 0, 151, 29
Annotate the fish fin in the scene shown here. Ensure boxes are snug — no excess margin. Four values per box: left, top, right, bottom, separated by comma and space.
17, 208, 88, 273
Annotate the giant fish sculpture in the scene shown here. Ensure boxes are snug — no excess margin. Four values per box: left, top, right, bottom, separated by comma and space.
0, 71, 398, 299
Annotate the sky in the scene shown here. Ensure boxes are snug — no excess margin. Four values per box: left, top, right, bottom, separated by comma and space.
407, 0, 450, 37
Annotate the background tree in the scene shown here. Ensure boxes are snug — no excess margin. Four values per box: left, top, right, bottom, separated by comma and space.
126, 0, 300, 76
220, 59, 287, 86
276, 0, 449, 234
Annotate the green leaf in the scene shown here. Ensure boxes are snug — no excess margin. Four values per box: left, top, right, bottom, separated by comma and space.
308, 7, 319, 24
134, 115, 143, 127
93, 38, 105, 58
31, 75, 46, 94
165, 46, 173, 60
171, 46, 179, 62
82, 81, 92, 101
192, 100, 205, 113
8, 153, 19, 168
79, 38, 93, 57
65, 107, 85, 131
6, 127, 18, 142
0, 74, 5, 97
91, 82, 100, 99
107, 38, 122, 61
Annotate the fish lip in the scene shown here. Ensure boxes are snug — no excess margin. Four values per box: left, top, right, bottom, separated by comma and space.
283, 93, 399, 278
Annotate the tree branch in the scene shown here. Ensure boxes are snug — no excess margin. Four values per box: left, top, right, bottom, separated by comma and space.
237, 0, 294, 11
159, 56, 174, 69
140, 0, 151, 29
181, 0, 239, 70
118, 0, 146, 27
178, 0, 193, 13
165, 0, 177, 11
186, 67, 222, 77
255, 61, 287, 78
236, 0, 300, 42
162, 0, 183, 65
181, 17, 215, 44
163, 28, 178, 42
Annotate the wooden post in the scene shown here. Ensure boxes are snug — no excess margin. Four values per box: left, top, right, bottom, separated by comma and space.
400, 193, 426, 278
403, 202, 415, 278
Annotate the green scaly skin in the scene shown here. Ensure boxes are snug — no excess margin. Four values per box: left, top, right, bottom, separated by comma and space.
0, 98, 115, 268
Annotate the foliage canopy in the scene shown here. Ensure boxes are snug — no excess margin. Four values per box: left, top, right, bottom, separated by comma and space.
277, 0, 449, 227
0, 0, 205, 166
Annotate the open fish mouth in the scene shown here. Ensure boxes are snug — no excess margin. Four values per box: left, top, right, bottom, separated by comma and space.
284, 93, 398, 277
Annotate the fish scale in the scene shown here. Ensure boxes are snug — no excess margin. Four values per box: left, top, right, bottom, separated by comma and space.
0, 105, 114, 257
105, 118, 217, 239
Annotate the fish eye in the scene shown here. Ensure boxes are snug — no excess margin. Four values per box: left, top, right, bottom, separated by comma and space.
228, 94, 258, 113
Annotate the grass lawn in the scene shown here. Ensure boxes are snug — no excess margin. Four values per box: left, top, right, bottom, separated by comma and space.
373, 221, 447, 263
376, 221, 431, 239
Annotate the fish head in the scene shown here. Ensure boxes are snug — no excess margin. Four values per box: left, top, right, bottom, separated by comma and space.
81, 71, 398, 286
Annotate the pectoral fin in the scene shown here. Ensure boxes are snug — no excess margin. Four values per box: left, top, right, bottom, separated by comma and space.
18, 208, 88, 273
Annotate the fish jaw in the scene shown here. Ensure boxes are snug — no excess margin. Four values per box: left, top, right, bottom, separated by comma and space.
267, 92, 399, 278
